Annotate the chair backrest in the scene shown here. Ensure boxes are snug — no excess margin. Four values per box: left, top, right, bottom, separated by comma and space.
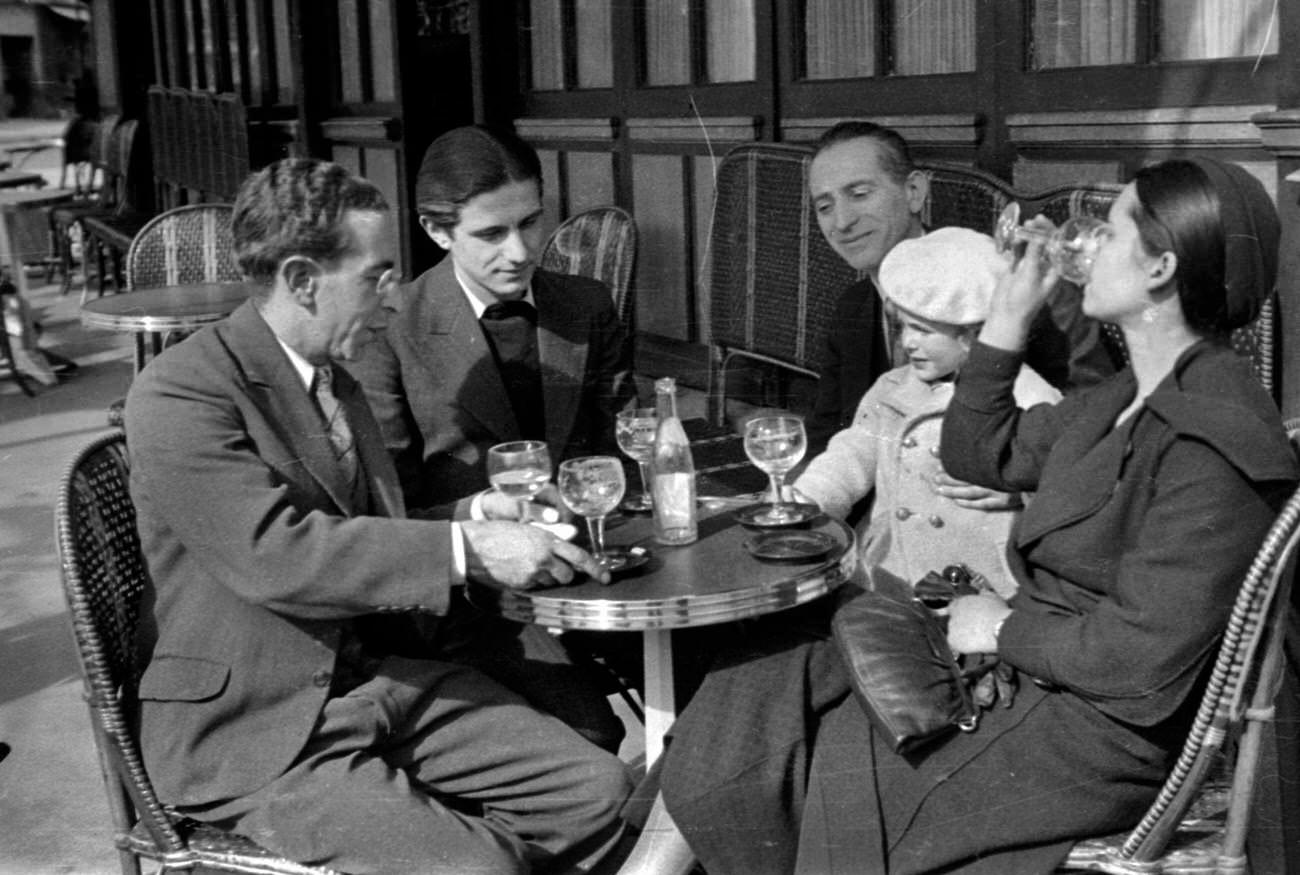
540, 205, 638, 331
1065, 427, 1300, 870
55, 432, 188, 861
125, 203, 239, 290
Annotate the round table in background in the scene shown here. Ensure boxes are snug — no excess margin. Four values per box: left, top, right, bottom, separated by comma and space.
468, 502, 857, 764
81, 281, 249, 372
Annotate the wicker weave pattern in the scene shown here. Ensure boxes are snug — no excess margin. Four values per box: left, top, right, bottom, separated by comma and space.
539, 205, 637, 329
55, 433, 338, 875
125, 203, 239, 290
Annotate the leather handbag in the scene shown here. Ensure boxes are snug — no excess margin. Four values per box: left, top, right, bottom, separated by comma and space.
830, 566, 982, 754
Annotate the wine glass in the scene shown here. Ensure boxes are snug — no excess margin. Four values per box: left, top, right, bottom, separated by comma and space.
557, 456, 626, 567
993, 202, 1111, 285
486, 440, 552, 521
743, 415, 808, 525
615, 407, 658, 512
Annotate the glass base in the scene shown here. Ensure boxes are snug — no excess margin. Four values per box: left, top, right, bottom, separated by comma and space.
620, 493, 653, 513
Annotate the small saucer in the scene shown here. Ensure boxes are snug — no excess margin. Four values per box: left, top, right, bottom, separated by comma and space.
600, 545, 652, 576
619, 494, 653, 514
744, 530, 837, 562
733, 502, 821, 528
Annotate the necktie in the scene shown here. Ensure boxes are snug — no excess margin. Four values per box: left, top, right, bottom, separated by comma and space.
479, 299, 545, 440
481, 299, 537, 322
313, 366, 358, 487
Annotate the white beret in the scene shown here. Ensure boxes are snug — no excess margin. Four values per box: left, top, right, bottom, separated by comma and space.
879, 227, 1009, 326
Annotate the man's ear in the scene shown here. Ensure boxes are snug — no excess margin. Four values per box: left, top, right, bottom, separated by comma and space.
279, 256, 320, 306
420, 216, 453, 251
904, 169, 929, 216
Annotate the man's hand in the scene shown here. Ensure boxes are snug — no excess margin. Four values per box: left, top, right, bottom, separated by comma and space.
479, 483, 573, 523
461, 519, 608, 589
931, 470, 1022, 511
947, 592, 1011, 655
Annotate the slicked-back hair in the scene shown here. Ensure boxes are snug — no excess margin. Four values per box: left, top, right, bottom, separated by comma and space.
415, 125, 543, 232
231, 158, 389, 286
812, 121, 915, 186
1131, 160, 1230, 336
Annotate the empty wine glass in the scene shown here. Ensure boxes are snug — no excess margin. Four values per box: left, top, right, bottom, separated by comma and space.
993, 202, 1111, 285
743, 415, 808, 525
557, 456, 626, 568
486, 440, 552, 521
615, 407, 658, 512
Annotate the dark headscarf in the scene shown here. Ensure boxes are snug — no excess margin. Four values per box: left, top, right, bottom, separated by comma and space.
1186, 156, 1280, 330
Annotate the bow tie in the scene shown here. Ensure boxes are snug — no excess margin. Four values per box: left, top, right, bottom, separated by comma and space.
481, 299, 537, 322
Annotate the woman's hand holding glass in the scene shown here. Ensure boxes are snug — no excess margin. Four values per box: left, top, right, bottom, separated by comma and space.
486, 440, 552, 522
743, 415, 808, 525
557, 456, 626, 571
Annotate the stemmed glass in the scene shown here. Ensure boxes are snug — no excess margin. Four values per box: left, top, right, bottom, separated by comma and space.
993, 202, 1111, 285
615, 407, 658, 512
557, 456, 627, 568
486, 440, 552, 522
743, 415, 808, 525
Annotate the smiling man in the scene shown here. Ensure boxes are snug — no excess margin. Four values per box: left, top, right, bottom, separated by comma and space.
803, 121, 1115, 456
350, 125, 636, 514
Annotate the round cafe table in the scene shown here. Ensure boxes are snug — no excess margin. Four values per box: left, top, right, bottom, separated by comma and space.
81, 281, 249, 372
468, 501, 857, 765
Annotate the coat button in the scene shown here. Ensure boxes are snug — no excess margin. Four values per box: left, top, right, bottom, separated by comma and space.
901, 436, 918, 449
312, 670, 332, 688
929, 446, 941, 457
896, 507, 913, 520
928, 514, 945, 528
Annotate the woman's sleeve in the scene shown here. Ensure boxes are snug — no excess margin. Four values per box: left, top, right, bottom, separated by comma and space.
998, 437, 1279, 725
941, 341, 1071, 493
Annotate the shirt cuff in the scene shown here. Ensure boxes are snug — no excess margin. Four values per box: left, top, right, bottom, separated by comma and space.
450, 521, 467, 584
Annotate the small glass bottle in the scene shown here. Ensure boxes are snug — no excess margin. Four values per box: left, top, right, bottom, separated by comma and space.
650, 376, 698, 545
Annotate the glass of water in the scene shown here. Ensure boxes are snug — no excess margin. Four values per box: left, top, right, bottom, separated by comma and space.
742, 415, 808, 526
557, 456, 627, 566
486, 440, 552, 521
615, 407, 658, 511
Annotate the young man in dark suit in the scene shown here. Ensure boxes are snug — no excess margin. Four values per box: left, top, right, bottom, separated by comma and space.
350, 126, 636, 513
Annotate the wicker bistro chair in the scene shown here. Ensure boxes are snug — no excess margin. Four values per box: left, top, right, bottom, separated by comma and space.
1058, 426, 1300, 874
55, 432, 338, 875
540, 205, 638, 332
49, 115, 129, 294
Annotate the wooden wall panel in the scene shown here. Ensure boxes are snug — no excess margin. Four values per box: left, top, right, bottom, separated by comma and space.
565, 151, 615, 215
537, 148, 563, 239
632, 154, 691, 340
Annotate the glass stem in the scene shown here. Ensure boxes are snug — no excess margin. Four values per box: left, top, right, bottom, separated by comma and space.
769, 473, 786, 509
636, 461, 651, 498
518, 498, 531, 522
586, 515, 607, 561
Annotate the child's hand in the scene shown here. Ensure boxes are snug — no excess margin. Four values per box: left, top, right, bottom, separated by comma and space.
931, 470, 1022, 510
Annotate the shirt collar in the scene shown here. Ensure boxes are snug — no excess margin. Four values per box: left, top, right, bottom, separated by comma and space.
274, 336, 318, 391
453, 263, 535, 318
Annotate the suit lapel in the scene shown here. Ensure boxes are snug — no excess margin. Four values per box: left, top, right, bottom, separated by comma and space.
224, 303, 363, 515
535, 272, 587, 452
416, 261, 518, 440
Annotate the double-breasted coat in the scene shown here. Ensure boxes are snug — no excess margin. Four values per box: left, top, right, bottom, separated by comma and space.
348, 259, 636, 510
795, 361, 1060, 595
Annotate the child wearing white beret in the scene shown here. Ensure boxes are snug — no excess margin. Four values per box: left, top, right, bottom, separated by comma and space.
793, 226, 1061, 596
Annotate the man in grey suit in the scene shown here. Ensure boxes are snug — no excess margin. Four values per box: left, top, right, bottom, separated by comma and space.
124, 158, 633, 873
349, 125, 636, 513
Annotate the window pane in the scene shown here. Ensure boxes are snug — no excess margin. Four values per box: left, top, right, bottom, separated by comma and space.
530, 0, 565, 91
706, 0, 755, 82
1031, 0, 1137, 69
893, 0, 974, 74
645, 0, 691, 85
1159, 0, 1278, 60
575, 0, 613, 88
804, 0, 876, 80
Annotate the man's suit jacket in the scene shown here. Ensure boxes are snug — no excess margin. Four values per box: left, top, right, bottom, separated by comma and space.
349, 260, 636, 510
124, 301, 458, 807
